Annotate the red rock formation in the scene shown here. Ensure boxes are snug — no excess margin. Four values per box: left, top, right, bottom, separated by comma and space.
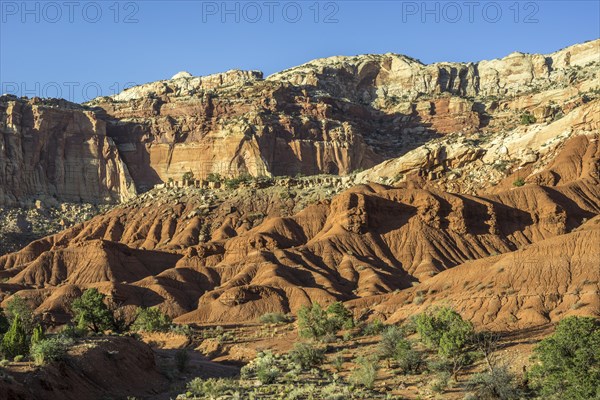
0, 96, 136, 206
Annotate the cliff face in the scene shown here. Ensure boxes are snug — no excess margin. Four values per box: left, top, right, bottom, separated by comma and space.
85, 40, 599, 191
0, 97, 136, 206
1, 40, 597, 202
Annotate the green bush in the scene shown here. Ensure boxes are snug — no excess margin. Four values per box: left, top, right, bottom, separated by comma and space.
297, 302, 352, 340
360, 319, 385, 336
513, 178, 525, 187
259, 312, 292, 325
186, 377, 238, 398
348, 356, 378, 389
528, 316, 600, 399
326, 302, 354, 329
224, 173, 253, 190
415, 307, 474, 379
175, 349, 189, 372
1, 314, 28, 359
182, 171, 194, 182
4, 296, 35, 334
206, 173, 222, 183
467, 365, 522, 400
289, 342, 325, 370
240, 351, 281, 384
30, 337, 72, 365
31, 325, 44, 346
520, 112, 537, 125
58, 322, 86, 339
430, 371, 450, 393
332, 354, 344, 372
378, 325, 405, 358
131, 307, 172, 332
393, 339, 423, 374
71, 288, 115, 333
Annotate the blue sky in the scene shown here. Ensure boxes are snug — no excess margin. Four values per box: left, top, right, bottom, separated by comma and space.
1, 0, 599, 102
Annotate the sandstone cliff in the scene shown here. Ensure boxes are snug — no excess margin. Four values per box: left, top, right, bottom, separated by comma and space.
84, 39, 599, 192
0, 96, 136, 207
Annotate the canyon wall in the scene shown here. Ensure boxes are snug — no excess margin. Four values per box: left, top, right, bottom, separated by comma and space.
0, 97, 136, 206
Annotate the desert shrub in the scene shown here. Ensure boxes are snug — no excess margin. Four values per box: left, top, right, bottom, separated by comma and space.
206, 173, 222, 183
182, 171, 194, 182
513, 178, 525, 187
175, 349, 189, 372
378, 325, 405, 358
186, 377, 238, 398
289, 342, 325, 370
427, 358, 453, 373
71, 288, 115, 333
528, 316, 600, 400
332, 354, 344, 372
360, 319, 385, 336
321, 383, 353, 400
378, 326, 422, 373
326, 302, 354, 329
31, 325, 44, 346
297, 302, 353, 340
131, 307, 172, 332
58, 321, 87, 339
394, 339, 424, 374
467, 365, 522, 400
520, 112, 536, 125
259, 312, 292, 325
430, 371, 450, 393
4, 296, 35, 334
170, 323, 193, 337
224, 173, 253, 189
30, 337, 72, 365
415, 306, 474, 379
1, 314, 28, 358
348, 356, 378, 389
13, 355, 23, 362
240, 351, 281, 384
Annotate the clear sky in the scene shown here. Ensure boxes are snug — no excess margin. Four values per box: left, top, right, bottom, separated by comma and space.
1, 0, 599, 102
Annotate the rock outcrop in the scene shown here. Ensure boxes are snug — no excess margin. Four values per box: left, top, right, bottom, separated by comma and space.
0, 96, 136, 206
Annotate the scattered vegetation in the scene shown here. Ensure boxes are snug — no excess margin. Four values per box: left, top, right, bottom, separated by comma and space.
224, 173, 253, 189
131, 307, 172, 332
528, 316, 600, 399
415, 306, 475, 380
259, 312, 293, 325
4, 296, 35, 334
520, 112, 537, 125
186, 377, 238, 398
1, 314, 28, 359
30, 337, 72, 366
297, 302, 354, 340
467, 365, 523, 400
289, 342, 325, 369
349, 356, 378, 389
